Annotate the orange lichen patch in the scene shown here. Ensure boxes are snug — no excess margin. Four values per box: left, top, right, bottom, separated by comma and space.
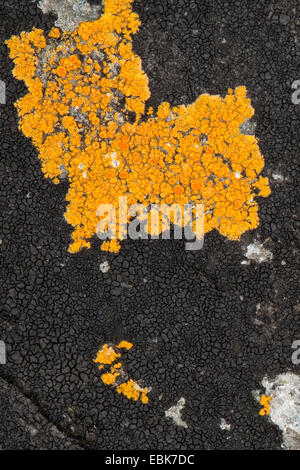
117, 379, 149, 403
94, 341, 149, 404
101, 371, 119, 385
93, 344, 120, 366
259, 394, 271, 416
56, 65, 67, 78
6, 0, 271, 253
174, 184, 184, 196
140, 390, 149, 404
117, 340, 133, 350
49, 27, 61, 39
100, 240, 121, 253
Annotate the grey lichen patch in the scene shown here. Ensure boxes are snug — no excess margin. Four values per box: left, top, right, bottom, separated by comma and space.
58, 164, 68, 179
254, 373, 300, 450
38, 0, 103, 32
242, 240, 273, 264
165, 397, 188, 429
239, 118, 256, 135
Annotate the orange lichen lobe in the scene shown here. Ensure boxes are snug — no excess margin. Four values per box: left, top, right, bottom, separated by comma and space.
259, 394, 271, 416
117, 340, 133, 350
6, 0, 271, 253
101, 371, 119, 385
49, 27, 61, 39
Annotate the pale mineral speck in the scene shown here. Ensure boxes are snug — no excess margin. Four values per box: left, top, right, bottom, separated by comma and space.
220, 418, 231, 431
243, 240, 273, 264
99, 260, 110, 273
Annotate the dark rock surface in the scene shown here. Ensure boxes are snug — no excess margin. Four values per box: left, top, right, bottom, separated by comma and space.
0, 0, 299, 449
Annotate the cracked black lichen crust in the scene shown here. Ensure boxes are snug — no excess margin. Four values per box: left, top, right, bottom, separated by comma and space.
0, 0, 299, 450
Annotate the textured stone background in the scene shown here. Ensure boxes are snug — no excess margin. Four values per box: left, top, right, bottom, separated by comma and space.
0, 0, 299, 449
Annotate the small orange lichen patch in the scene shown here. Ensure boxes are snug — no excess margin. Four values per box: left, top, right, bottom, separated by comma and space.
94, 341, 149, 404
49, 27, 61, 39
117, 379, 148, 403
100, 240, 121, 253
101, 371, 119, 385
259, 394, 271, 416
94, 344, 120, 365
117, 340, 133, 350
6, 0, 271, 253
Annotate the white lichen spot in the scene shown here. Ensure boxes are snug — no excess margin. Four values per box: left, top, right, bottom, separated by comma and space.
99, 260, 110, 273
220, 418, 231, 431
254, 373, 300, 450
111, 159, 120, 168
272, 173, 284, 182
243, 240, 273, 264
105, 152, 120, 168
235, 171, 241, 179
38, 0, 102, 32
165, 397, 188, 429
